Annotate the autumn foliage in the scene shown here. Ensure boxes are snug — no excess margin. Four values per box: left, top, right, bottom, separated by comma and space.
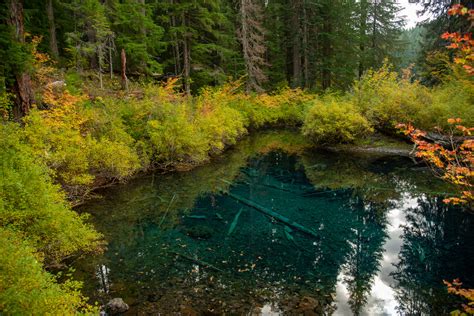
442, 5, 474, 75
444, 279, 474, 315
397, 119, 473, 205
397, 4, 474, 206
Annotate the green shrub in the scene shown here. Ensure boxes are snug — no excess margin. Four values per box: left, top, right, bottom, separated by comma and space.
418, 75, 474, 129
0, 228, 95, 315
353, 63, 431, 130
23, 91, 141, 197
0, 123, 102, 264
302, 96, 373, 144
146, 104, 209, 165
0, 91, 13, 120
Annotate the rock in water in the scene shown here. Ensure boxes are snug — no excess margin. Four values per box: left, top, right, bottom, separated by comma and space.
106, 298, 129, 314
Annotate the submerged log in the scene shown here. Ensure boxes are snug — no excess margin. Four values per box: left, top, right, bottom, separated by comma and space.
228, 208, 243, 235
225, 192, 319, 238
170, 251, 224, 273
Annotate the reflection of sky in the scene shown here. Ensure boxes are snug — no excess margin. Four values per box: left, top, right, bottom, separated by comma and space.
335, 194, 419, 316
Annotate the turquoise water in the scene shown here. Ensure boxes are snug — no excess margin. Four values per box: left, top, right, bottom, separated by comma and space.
73, 131, 473, 315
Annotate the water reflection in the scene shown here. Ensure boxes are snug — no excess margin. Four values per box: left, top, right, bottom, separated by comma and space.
72, 131, 472, 315
392, 196, 474, 315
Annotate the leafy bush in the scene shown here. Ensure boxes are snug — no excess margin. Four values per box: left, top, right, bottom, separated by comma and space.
23, 89, 141, 198
352, 62, 474, 131
195, 87, 247, 154
418, 75, 474, 129
0, 91, 13, 120
302, 96, 373, 144
353, 63, 431, 130
0, 123, 102, 264
0, 228, 95, 314
146, 104, 209, 165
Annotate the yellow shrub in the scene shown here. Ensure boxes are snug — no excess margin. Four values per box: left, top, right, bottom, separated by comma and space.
0, 228, 96, 315
23, 89, 141, 196
146, 105, 209, 165
0, 123, 102, 264
302, 96, 373, 144
353, 63, 431, 130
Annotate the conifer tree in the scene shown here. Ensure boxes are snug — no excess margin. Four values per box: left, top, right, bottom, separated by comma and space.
238, 0, 267, 92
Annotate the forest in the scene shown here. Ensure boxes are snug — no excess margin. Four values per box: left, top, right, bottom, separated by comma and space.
0, 0, 473, 314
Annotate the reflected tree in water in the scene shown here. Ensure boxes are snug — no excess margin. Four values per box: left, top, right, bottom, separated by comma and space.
391, 196, 474, 315
343, 197, 389, 315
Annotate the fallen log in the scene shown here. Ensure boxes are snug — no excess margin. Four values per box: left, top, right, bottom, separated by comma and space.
423, 132, 474, 147
228, 208, 243, 236
170, 251, 224, 273
225, 192, 319, 238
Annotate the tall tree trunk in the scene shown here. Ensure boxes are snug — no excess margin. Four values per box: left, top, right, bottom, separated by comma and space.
109, 40, 113, 79
358, 0, 368, 78
182, 12, 191, 96
170, 0, 181, 76
291, 0, 302, 88
302, 0, 310, 88
321, 12, 332, 90
98, 45, 103, 90
240, 0, 251, 92
8, 0, 34, 119
138, 0, 146, 37
239, 0, 266, 93
372, 0, 377, 66
121, 48, 128, 91
46, 0, 59, 59
138, 0, 147, 72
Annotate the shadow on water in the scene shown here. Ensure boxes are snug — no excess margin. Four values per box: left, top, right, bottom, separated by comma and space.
72, 130, 474, 315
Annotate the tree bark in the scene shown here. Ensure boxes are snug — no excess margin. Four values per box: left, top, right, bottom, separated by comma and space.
240, 0, 251, 92
109, 40, 113, 79
182, 12, 191, 96
121, 48, 128, 91
170, 0, 181, 76
46, 0, 59, 59
321, 14, 332, 90
98, 45, 103, 90
302, 0, 310, 88
8, 0, 34, 119
239, 0, 266, 93
372, 0, 377, 66
138, 0, 147, 71
291, 0, 302, 88
358, 0, 368, 78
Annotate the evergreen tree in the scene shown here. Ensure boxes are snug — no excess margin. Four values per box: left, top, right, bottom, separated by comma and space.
153, 0, 238, 93
238, 0, 267, 92
365, 0, 404, 70
107, 0, 165, 75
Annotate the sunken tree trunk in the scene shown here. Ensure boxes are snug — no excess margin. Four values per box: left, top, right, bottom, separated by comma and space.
8, 0, 34, 119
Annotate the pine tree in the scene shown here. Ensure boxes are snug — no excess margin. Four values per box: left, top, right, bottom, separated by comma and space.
156, 0, 237, 94
365, 0, 404, 69
238, 0, 267, 92
107, 0, 164, 75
